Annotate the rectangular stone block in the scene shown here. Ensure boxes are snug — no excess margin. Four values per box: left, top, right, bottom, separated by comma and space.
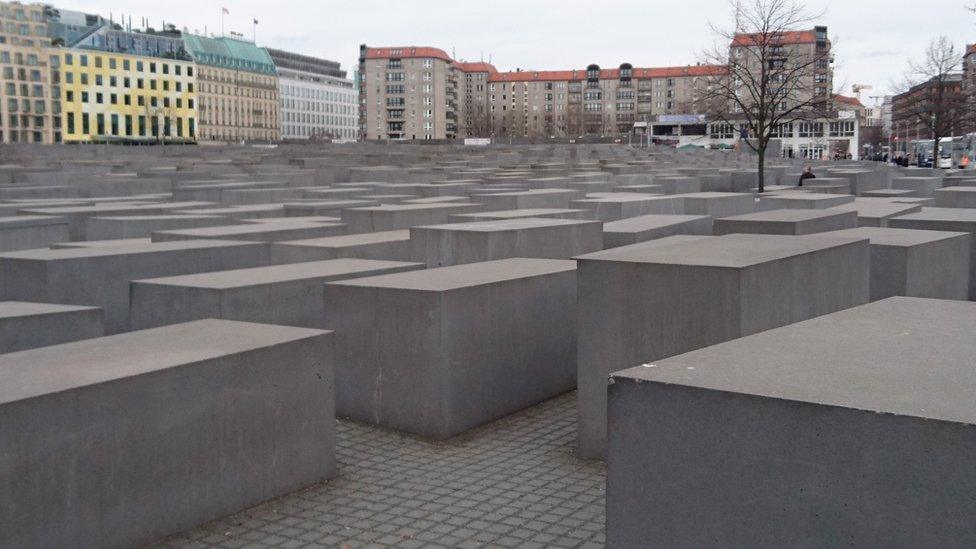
933, 186, 976, 208
570, 195, 684, 222
131, 258, 423, 330
270, 230, 411, 263
654, 176, 701, 194
713, 209, 857, 235
677, 192, 755, 218
474, 189, 583, 210
607, 297, 976, 547
603, 214, 713, 248
0, 301, 104, 353
0, 215, 69, 251
340, 203, 486, 233
448, 208, 593, 222
891, 176, 944, 198
0, 240, 269, 333
409, 218, 603, 267
86, 215, 230, 240
827, 227, 970, 301
323, 258, 576, 439
759, 194, 854, 211
151, 221, 345, 243
576, 233, 870, 458
827, 200, 922, 227
888, 207, 976, 299
0, 319, 334, 548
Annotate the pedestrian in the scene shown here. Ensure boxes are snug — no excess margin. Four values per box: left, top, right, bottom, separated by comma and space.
798, 165, 816, 187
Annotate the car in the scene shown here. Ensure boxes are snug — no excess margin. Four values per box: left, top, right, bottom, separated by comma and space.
939, 155, 953, 169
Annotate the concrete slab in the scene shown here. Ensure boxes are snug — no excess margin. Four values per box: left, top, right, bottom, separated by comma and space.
0, 215, 69, 251
0, 240, 269, 333
323, 258, 577, 439
888, 207, 976, 299
602, 214, 713, 248
607, 297, 976, 547
0, 301, 104, 353
714, 209, 858, 235
151, 221, 346, 243
131, 258, 424, 330
341, 203, 486, 233
409, 218, 603, 267
825, 227, 970, 301
576, 233, 870, 458
0, 319, 334, 548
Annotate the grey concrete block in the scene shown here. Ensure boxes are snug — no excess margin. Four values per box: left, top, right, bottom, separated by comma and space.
474, 189, 583, 210
934, 186, 976, 208
0, 319, 335, 548
151, 221, 346, 243
714, 209, 858, 235
827, 200, 922, 227
570, 195, 684, 222
891, 176, 944, 198
409, 218, 603, 267
758, 194, 855, 211
603, 214, 713, 248
131, 258, 424, 330
86, 215, 230, 240
0, 301, 104, 353
888, 207, 976, 299
677, 192, 755, 218
323, 258, 577, 439
0, 215, 69, 251
270, 230, 411, 263
576, 233, 870, 458
448, 208, 594, 222
341, 203, 486, 233
607, 297, 976, 548
825, 227, 970, 301
0, 240, 270, 333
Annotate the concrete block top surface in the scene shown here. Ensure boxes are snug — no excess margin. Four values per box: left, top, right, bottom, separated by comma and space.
281, 230, 409, 248
174, 204, 286, 215
415, 217, 597, 232
135, 258, 423, 289
603, 214, 711, 231
0, 300, 101, 319
0, 319, 329, 406
450, 208, 589, 220
345, 203, 480, 212
0, 215, 68, 228
720, 209, 853, 222
576, 233, 864, 268
825, 227, 970, 246
892, 207, 976, 223
0, 239, 257, 260
611, 297, 976, 425
328, 257, 576, 292
154, 221, 343, 237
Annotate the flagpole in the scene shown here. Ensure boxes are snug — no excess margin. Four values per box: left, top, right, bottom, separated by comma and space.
220, 9, 224, 37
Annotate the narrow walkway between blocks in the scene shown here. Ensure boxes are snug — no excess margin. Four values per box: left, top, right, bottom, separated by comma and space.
158, 392, 606, 548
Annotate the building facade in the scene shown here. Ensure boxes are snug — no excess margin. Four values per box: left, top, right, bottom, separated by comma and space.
267, 48, 356, 140
890, 74, 965, 152
0, 0, 61, 143
60, 48, 197, 143
183, 34, 279, 142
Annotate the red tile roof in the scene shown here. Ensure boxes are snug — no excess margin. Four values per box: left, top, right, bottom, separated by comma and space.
731, 30, 818, 47
833, 94, 864, 108
488, 64, 726, 83
364, 46, 452, 62
453, 61, 498, 73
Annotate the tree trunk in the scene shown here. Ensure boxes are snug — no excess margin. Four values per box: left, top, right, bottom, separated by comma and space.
757, 145, 766, 193
934, 137, 941, 170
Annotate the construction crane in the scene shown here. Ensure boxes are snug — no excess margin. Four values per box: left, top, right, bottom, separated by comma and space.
852, 84, 873, 100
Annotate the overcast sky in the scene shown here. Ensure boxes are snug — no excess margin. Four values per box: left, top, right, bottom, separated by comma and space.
60, 0, 976, 100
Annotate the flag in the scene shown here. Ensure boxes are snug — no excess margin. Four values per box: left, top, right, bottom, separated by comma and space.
253, 19, 258, 25
222, 7, 229, 14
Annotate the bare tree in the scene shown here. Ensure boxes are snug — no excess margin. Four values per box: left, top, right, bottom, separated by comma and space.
697, 0, 832, 192
893, 36, 969, 166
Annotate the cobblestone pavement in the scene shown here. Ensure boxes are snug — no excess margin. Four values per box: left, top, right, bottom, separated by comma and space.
158, 392, 606, 548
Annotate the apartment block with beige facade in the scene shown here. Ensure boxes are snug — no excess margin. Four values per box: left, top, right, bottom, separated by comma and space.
183, 34, 279, 142
0, 1, 61, 143
359, 44, 724, 140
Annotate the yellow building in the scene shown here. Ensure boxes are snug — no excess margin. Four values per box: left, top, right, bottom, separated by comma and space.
0, 1, 61, 144
60, 48, 197, 143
